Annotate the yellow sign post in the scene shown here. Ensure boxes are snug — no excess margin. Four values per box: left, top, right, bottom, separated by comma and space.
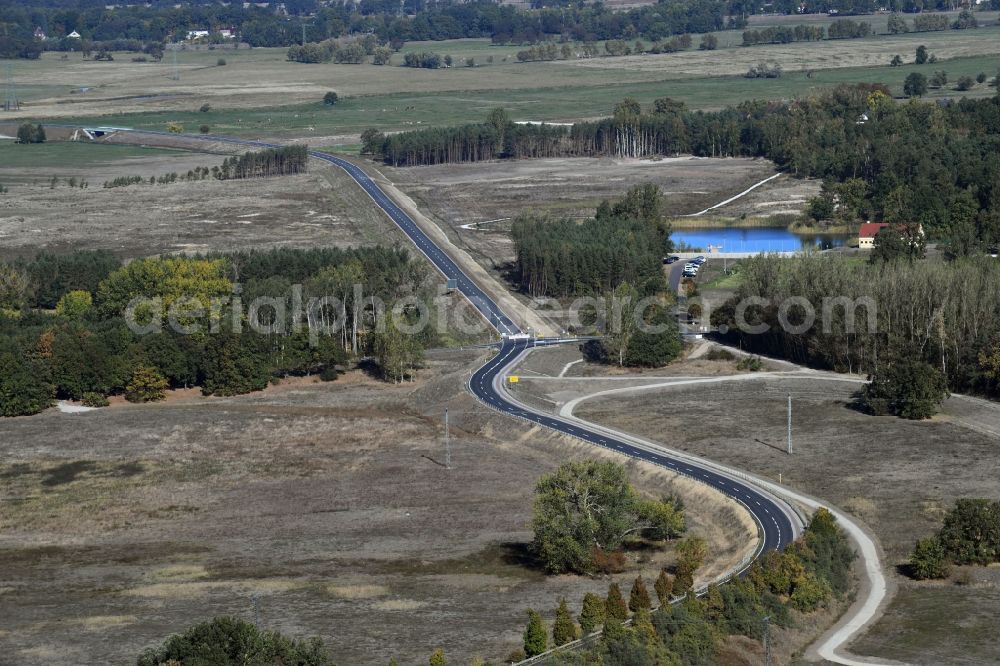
507, 376, 519, 383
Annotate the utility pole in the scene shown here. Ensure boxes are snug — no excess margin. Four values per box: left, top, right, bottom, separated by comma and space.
763, 616, 772, 666
787, 394, 793, 455
171, 47, 180, 81
444, 408, 451, 469
302, 22, 307, 46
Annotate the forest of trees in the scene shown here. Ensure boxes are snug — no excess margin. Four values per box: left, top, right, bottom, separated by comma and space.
709, 255, 1000, 401
371, 88, 1000, 246
510, 184, 670, 298
3, 0, 998, 58
0, 247, 436, 417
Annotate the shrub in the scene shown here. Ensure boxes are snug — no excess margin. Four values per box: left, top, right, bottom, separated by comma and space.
199, 103, 211, 113
319, 366, 338, 382
166, 122, 183, 133
216, 57, 227, 66
861, 359, 948, 419
736, 355, 763, 372
323, 91, 338, 106
81, 392, 110, 408
746, 62, 782, 79
704, 348, 735, 361
976, 72, 987, 84
199, 124, 210, 134
136, 617, 333, 666
956, 76, 975, 91
909, 537, 950, 579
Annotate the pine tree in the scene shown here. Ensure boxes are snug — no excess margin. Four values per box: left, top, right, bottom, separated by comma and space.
523, 609, 547, 657
606, 583, 628, 621
632, 606, 657, 644
628, 575, 651, 613
578, 592, 606, 634
654, 568, 674, 606
429, 648, 445, 666
552, 598, 576, 646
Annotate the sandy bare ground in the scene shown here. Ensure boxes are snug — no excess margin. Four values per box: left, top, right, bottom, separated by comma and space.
0, 158, 403, 260
0, 351, 755, 665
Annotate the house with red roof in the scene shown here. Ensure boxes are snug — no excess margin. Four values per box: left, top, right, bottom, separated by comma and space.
858, 222, 923, 249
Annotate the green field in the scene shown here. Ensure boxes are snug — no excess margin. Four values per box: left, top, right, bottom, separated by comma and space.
0, 141, 187, 169
40, 49, 1000, 141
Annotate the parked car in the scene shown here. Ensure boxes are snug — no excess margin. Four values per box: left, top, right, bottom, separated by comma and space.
691, 255, 707, 264
663, 255, 680, 264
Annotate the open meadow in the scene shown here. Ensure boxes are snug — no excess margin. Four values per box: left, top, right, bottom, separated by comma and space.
0, 138, 404, 260
0, 349, 757, 665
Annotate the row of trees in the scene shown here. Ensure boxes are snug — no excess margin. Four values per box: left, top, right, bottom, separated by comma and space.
910, 499, 1000, 579
217, 146, 309, 179
522, 508, 852, 665
0, 247, 435, 417
286, 35, 383, 64
371, 88, 1000, 245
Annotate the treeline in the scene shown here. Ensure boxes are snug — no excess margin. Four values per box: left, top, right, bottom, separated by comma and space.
909, 499, 1000, 580
0, 0, 732, 56
0, 247, 435, 417
371, 88, 1000, 244
520, 508, 853, 664
102, 152, 306, 189
710, 255, 1000, 400
510, 184, 669, 298
217, 145, 308, 179
286, 35, 380, 64
742, 19, 871, 45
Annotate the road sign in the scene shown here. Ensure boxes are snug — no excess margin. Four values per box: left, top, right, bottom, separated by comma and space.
507, 376, 519, 383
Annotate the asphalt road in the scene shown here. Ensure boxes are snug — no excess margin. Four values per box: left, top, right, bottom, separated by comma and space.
108, 128, 797, 560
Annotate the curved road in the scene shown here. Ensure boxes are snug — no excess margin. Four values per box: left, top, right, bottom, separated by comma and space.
105, 129, 799, 581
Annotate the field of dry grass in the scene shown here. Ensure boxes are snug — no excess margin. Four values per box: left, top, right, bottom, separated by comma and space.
552, 352, 1000, 665
0, 350, 757, 665
383, 155, 791, 299
0, 141, 403, 260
